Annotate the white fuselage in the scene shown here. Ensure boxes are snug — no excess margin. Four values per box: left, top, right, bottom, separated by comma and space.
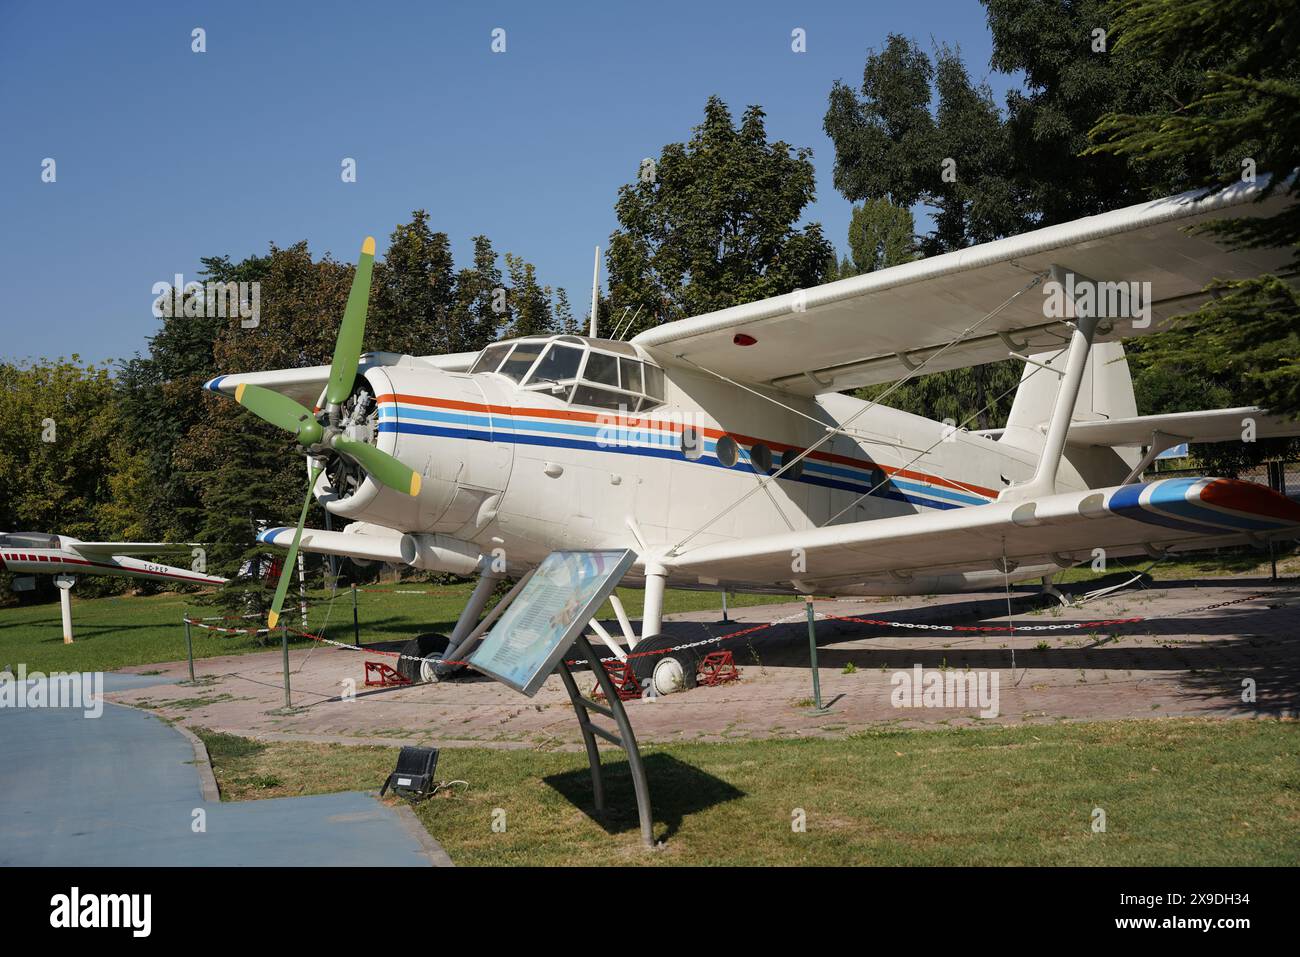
317, 343, 1098, 596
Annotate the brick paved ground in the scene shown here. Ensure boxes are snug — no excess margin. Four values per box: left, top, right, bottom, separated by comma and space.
111, 577, 1300, 750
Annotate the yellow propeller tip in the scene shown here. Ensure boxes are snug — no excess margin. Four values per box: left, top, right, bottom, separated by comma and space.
409, 473, 422, 496
267, 610, 279, 630
234, 383, 246, 402
361, 236, 376, 255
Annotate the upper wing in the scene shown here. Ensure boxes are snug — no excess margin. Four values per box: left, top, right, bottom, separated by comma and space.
202, 350, 479, 405
1066, 408, 1300, 447
632, 180, 1294, 396
665, 477, 1300, 590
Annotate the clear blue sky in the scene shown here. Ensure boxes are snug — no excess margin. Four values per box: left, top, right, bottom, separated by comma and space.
0, 0, 1018, 366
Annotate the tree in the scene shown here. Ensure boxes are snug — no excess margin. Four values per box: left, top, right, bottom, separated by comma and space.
844, 197, 917, 276
825, 39, 1023, 427
371, 211, 456, 356
607, 96, 834, 337
449, 235, 507, 350
824, 36, 1028, 257
553, 288, 579, 336
503, 253, 556, 339
980, 0, 1204, 220
0, 357, 124, 599
1087, 0, 1300, 418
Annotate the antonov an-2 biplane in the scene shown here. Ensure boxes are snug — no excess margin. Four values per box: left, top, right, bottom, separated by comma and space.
206, 178, 1300, 694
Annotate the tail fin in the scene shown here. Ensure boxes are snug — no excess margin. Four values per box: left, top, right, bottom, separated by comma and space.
999, 341, 1141, 488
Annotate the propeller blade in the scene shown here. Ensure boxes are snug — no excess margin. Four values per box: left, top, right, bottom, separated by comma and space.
325, 236, 376, 409
332, 436, 422, 496
234, 384, 323, 447
267, 466, 323, 630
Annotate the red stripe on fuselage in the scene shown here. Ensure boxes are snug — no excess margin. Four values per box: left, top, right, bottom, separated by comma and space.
376, 392, 999, 499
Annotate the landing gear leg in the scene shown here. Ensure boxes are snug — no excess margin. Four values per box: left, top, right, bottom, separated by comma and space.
436, 561, 504, 674
641, 563, 667, 641
1040, 575, 1070, 607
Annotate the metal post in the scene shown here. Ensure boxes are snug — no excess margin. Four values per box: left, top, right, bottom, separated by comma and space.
721, 590, 729, 623
184, 617, 195, 683
805, 598, 828, 713
352, 583, 360, 647
281, 620, 291, 710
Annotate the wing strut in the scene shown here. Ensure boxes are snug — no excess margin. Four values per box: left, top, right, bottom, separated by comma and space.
667, 271, 1048, 556
1000, 265, 1104, 503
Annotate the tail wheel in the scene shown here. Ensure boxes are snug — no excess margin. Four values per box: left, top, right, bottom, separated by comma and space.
396, 633, 451, 684
629, 634, 698, 696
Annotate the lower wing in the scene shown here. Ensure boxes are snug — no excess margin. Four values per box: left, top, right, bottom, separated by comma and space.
666, 477, 1300, 591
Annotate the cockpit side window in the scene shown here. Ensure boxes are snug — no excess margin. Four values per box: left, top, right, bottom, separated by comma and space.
469, 342, 512, 374
526, 343, 584, 386
497, 340, 547, 382
571, 384, 630, 410
582, 351, 619, 387
619, 357, 642, 394
642, 364, 665, 402
473, 335, 667, 413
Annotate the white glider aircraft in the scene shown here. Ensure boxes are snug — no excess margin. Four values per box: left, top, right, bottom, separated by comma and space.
207, 180, 1300, 692
0, 533, 226, 642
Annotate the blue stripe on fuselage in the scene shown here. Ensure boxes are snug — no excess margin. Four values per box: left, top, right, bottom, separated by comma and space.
377, 419, 966, 511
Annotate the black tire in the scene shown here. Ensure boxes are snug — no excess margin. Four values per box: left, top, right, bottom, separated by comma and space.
628, 634, 698, 696
396, 633, 451, 684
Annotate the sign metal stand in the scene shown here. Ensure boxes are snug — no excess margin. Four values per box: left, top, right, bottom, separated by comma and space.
556, 634, 655, 848
464, 549, 656, 848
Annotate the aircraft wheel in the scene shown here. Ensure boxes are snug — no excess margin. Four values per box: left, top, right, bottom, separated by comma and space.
629, 635, 698, 696
396, 633, 451, 684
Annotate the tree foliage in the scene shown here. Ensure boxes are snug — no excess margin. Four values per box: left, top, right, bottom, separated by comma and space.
843, 198, 917, 276
1087, 0, 1300, 419
607, 96, 834, 337
826, 4, 1298, 433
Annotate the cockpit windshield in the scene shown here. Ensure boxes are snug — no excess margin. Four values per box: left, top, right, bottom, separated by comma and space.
468, 335, 666, 411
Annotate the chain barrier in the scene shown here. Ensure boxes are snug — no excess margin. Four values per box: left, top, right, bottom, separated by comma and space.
183, 589, 1291, 673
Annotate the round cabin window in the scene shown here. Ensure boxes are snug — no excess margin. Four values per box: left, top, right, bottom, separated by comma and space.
749, 443, 772, 472
715, 435, 739, 467
780, 448, 805, 480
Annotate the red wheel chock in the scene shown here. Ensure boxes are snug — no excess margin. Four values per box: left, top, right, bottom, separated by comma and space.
591, 657, 642, 701
365, 661, 412, 687
699, 650, 740, 686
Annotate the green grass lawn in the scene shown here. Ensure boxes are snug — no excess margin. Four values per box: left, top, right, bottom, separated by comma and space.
0, 583, 787, 673
1055, 547, 1299, 585
194, 717, 1300, 866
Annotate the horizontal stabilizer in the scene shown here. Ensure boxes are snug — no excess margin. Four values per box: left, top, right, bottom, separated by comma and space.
1066, 407, 1300, 448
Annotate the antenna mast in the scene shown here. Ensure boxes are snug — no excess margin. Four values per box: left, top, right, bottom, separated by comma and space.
589, 245, 600, 338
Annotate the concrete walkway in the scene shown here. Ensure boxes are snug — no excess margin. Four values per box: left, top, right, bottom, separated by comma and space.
0, 677, 448, 866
